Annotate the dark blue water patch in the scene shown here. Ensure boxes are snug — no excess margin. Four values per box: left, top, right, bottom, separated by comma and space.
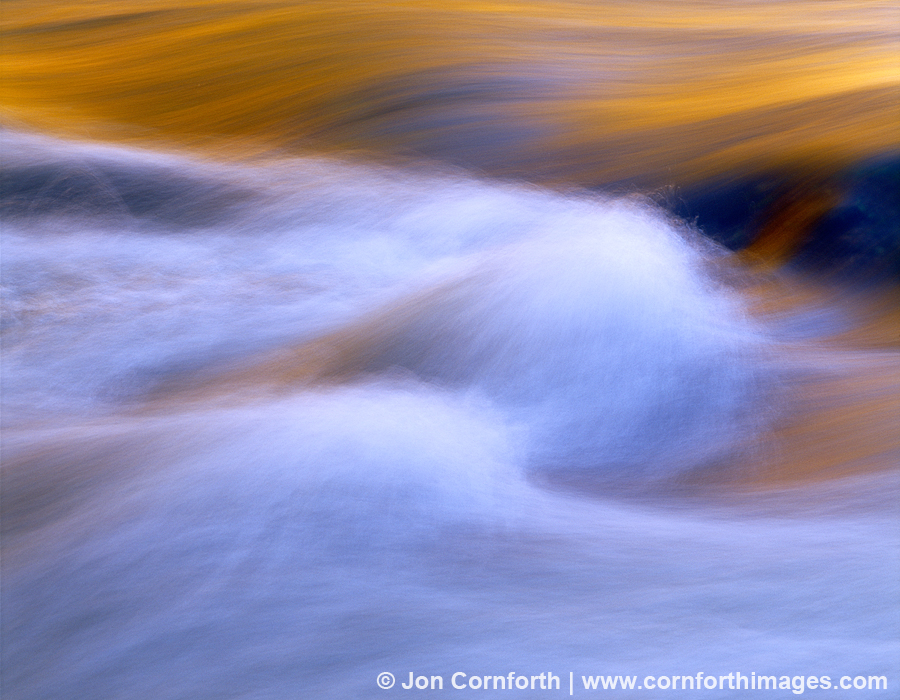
662, 172, 790, 251
663, 154, 900, 282
0, 161, 256, 228
792, 154, 900, 282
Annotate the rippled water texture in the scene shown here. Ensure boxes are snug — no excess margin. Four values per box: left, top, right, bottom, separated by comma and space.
2, 1, 898, 184
1, 3, 898, 699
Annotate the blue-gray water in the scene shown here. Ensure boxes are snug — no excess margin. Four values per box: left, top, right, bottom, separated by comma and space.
2, 132, 898, 699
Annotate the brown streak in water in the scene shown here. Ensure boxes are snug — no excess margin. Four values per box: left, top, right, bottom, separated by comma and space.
142, 276, 476, 405
143, 262, 900, 491
724, 274, 899, 489
741, 186, 839, 268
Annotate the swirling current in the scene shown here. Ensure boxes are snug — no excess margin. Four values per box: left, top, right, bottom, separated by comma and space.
1, 3, 898, 699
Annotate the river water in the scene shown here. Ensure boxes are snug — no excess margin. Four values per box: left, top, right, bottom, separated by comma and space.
2, 2, 898, 699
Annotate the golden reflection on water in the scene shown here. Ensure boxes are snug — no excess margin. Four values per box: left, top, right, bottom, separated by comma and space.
3, 0, 898, 185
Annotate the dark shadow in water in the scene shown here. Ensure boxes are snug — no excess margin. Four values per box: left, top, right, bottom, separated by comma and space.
664, 154, 900, 282
0, 161, 255, 228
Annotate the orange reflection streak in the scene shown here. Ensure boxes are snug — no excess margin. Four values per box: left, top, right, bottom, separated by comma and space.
3, 1, 898, 186
729, 275, 900, 488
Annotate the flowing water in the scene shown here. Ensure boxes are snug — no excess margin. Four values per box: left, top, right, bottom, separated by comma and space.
1, 3, 898, 699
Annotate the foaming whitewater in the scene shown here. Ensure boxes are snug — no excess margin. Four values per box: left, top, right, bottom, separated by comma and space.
2, 134, 897, 699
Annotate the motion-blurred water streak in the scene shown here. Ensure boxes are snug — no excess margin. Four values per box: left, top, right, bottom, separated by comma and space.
1, 3, 898, 699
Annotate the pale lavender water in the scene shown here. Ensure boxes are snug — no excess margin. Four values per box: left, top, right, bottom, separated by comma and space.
2, 133, 897, 699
